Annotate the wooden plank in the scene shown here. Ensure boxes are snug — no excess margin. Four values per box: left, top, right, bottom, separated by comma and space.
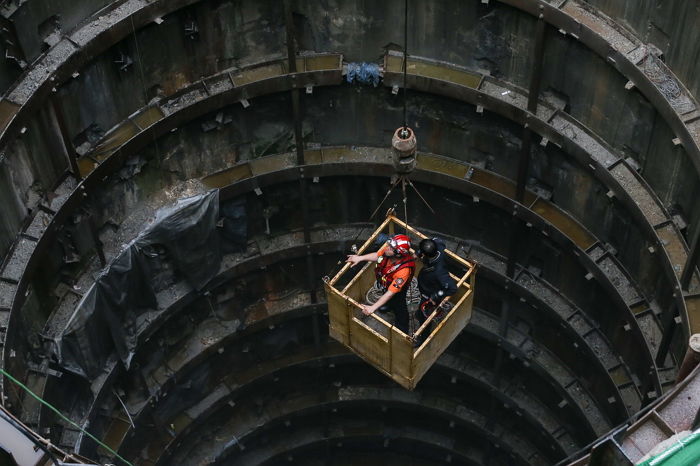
201, 163, 253, 189
92, 121, 139, 160
409, 60, 482, 89
686, 294, 700, 334
0, 99, 19, 135
230, 63, 284, 86
131, 105, 164, 130
305, 54, 342, 71
531, 198, 596, 250
416, 155, 469, 179
77, 157, 97, 178
250, 153, 296, 176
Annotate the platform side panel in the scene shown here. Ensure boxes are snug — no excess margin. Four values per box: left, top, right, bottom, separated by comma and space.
349, 317, 391, 373
326, 284, 350, 346
390, 327, 413, 383
345, 264, 376, 304
412, 287, 473, 384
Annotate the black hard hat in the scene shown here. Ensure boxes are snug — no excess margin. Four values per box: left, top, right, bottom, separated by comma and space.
419, 238, 438, 259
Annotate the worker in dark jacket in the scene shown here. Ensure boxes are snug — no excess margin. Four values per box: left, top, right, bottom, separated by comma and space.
414, 238, 457, 343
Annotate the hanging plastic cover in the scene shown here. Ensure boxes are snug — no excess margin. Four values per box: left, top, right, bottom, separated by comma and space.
56, 190, 223, 379
134, 190, 221, 291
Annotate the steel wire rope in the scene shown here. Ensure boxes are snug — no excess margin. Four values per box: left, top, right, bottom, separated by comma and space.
403, 0, 408, 131
0, 368, 134, 466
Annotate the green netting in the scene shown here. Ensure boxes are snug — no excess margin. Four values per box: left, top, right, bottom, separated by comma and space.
637, 430, 700, 466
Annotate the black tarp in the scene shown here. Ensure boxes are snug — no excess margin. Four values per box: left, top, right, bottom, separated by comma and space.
135, 191, 222, 291
56, 190, 236, 379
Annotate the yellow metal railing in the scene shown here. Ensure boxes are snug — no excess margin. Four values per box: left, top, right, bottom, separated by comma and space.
325, 213, 476, 390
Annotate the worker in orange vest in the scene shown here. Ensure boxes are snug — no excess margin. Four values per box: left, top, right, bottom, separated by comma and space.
346, 234, 415, 333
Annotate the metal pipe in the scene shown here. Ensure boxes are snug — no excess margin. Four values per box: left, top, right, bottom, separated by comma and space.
675, 334, 700, 383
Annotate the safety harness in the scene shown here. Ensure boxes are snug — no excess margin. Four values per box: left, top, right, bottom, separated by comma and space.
375, 255, 415, 291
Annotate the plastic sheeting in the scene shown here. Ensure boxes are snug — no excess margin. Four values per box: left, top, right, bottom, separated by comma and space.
346, 62, 381, 87
55, 190, 242, 379
135, 192, 221, 291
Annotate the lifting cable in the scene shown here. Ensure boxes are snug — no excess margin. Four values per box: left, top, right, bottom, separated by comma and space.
400, 0, 411, 233
0, 368, 135, 466
402, 0, 408, 132
327, 0, 437, 282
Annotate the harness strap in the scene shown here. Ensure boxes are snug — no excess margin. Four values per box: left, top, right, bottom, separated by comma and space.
376, 257, 415, 291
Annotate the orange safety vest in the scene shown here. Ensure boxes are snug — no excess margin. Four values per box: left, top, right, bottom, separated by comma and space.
375, 255, 415, 291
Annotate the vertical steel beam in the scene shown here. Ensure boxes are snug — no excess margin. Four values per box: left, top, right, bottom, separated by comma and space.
486, 294, 511, 433
515, 14, 546, 203
655, 304, 679, 367
285, 0, 319, 347
501, 17, 547, 401
284, 0, 305, 166
681, 226, 700, 291
493, 295, 511, 387
505, 216, 521, 279
291, 90, 305, 166
50, 96, 82, 181
283, 0, 297, 74
0, 16, 27, 70
51, 96, 106, 266
299, 176, 311, 244
527, 16, 547, 114
507, 15, 546, 278
498, 18, 547, 422
284, 0, 308, 239
639, 365, 657, 407
87, 204, 107, 267
515, 128, 532, 204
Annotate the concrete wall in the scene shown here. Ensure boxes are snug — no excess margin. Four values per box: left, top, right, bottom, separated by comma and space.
583, 0, 700, 100
10, 0, 114, 63
293, 0, 534, 87
70, 85, 666, 310
0, 105, 69, 260
57, 0, 286, 144
540, 26, 700, 243
0, 0, 693, 308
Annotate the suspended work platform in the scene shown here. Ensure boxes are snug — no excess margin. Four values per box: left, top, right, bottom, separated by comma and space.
324, 213, 476, 390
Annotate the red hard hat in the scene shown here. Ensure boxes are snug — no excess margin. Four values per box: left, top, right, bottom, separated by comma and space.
388, 234, 412, 256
